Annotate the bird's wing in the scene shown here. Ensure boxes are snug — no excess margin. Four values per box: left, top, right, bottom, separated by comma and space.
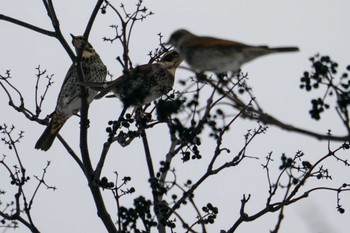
82, 64, 154, 99
185, 36, 299, 53
56, 64, 77, 107
186, 36, 249, 48
56, 64, 76, 98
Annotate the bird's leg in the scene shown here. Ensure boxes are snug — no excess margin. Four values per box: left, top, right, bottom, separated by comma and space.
129, 105, 151, 121
142, 103, 153, 121
215, 72, 231, 88
215, 72, 228, 80
135, 106, 153, 128
195, 72, 208, 83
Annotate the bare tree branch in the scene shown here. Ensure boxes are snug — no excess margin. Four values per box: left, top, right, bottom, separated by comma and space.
0, 14, 55, 36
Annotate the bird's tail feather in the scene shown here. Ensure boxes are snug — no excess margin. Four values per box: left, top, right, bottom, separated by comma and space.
35, 116, 66, 151
269, 47, 299, 53
79, 81, 111, 99
79, 81, 107, 91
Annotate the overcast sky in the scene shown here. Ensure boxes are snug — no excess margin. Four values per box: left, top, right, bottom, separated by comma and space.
1, 0, 350, 233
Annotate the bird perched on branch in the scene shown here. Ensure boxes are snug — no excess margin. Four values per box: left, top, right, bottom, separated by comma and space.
167, 29, 299, 74
35, 35, 107, 151
81, 50, 182, 115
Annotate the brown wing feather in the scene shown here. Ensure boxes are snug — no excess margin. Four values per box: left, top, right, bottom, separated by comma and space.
186, 36, 249, 48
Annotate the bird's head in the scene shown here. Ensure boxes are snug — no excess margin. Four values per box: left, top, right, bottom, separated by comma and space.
70, 34, 96, 57
166, 29, 194, 48
159, 50, 183, 75
160, 50, 183, 66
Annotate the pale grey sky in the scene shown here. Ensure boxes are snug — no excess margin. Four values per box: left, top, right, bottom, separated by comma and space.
1, 0, 350, 232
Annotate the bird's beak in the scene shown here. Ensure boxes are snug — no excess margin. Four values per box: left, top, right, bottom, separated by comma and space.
70, 33, 75, 40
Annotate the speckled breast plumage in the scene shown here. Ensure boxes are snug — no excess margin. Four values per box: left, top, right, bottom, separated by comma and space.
113, 63, 174, 107
56, 55, 107, 117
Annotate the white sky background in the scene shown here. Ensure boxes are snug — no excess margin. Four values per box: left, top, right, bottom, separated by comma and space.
1, 0, 350, 232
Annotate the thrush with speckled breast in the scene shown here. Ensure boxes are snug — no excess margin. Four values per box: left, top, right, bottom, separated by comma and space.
35, 35, 107, 151
167, 29, 299, 74
82, 50, 182, 109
